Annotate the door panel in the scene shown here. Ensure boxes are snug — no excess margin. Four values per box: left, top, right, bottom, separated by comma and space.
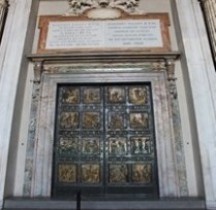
52, 84, 158, 198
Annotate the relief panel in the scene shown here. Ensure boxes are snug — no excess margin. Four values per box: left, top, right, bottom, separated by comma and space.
58, 164, 77, 183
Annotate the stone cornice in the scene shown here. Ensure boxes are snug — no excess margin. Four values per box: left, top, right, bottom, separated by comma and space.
27, 51, 180, 65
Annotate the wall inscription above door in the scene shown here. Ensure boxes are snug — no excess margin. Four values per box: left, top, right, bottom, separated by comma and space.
37, 13, 171, 54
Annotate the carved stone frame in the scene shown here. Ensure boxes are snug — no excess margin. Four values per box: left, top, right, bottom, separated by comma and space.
24, 61, 188, 198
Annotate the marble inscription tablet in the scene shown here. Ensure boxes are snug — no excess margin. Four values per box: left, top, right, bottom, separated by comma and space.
38, 14, 171, 53
46, 20, 162, 49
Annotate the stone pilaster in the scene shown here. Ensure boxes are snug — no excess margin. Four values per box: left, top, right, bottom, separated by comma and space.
23, 61, 43, 196
166, 60, 188, 197
0, 0, 33, 208
175, 0, 216, 209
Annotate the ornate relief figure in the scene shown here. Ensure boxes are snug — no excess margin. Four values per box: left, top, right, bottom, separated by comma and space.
109, 164, 128, 183
132, 164, 152, 183
109, 112, 124, 129
129, 113, 149, 128
62, 87, 80, 104
83, 87, 101, 104
83, 112, 100, 128
129, 87, 148, 105
66, 0, 141, 16
60, 112, 79, 128
130, 137, 150, 154
81, 164, 100, 183
109, 138, 127, 156
82, 138, 100, 155
59, 138, 77, 152
58, 164, 76, 183
107, 87, 125, 103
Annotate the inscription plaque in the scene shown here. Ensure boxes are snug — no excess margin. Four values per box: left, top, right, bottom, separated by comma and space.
46, 20, 163, 49
38, 14, 171, 53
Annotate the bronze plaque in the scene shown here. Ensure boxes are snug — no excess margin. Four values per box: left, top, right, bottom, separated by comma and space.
60, 112, 79, 129
62, 87, 80, 104
108, 112, 125, 130
82, 138, 100, 155
107, 87, 125, 103
130, 136, 151, 154
83, 112, 101, 129
129, 112, 149, 129
129, 86, 148, 105
109, 138, 127, 156
132, 164, 152, 184
83, 87, 101, 104
109, 164, 128, 183
58, 164, 76, 183
59, 137, 78, 152
81, 164, 100, 184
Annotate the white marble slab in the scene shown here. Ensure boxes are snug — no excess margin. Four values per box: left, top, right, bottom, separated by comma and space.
46, 19, 163, 50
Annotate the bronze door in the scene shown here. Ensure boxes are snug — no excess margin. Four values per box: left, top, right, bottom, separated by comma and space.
52, 84, 158, 198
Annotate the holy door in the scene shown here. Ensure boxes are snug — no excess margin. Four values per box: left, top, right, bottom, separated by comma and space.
52, 83, 158, 198
22, 0, 188, 202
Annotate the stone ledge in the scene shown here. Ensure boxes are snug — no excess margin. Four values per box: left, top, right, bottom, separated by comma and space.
3, 199, 206, 210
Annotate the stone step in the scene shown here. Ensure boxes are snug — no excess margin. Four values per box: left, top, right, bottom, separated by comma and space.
3, 199, 206, 210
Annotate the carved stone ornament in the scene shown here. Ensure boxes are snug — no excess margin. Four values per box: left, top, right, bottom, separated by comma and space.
65, 0, 143, 18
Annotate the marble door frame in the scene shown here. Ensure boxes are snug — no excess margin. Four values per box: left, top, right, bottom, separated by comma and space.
24, 63, 187, 198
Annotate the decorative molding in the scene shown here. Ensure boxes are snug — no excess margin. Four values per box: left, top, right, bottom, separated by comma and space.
65, 0, 143, 17
33, 61, 43, 83
23, 61, 43, 195
23, 82, 41, 196
27, 52, 180, 64
165, 59, 189, 196
166, 60, 175, 81
151, 62, 166, 72
43, 62, 166, 74
23, 72, 42, 196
